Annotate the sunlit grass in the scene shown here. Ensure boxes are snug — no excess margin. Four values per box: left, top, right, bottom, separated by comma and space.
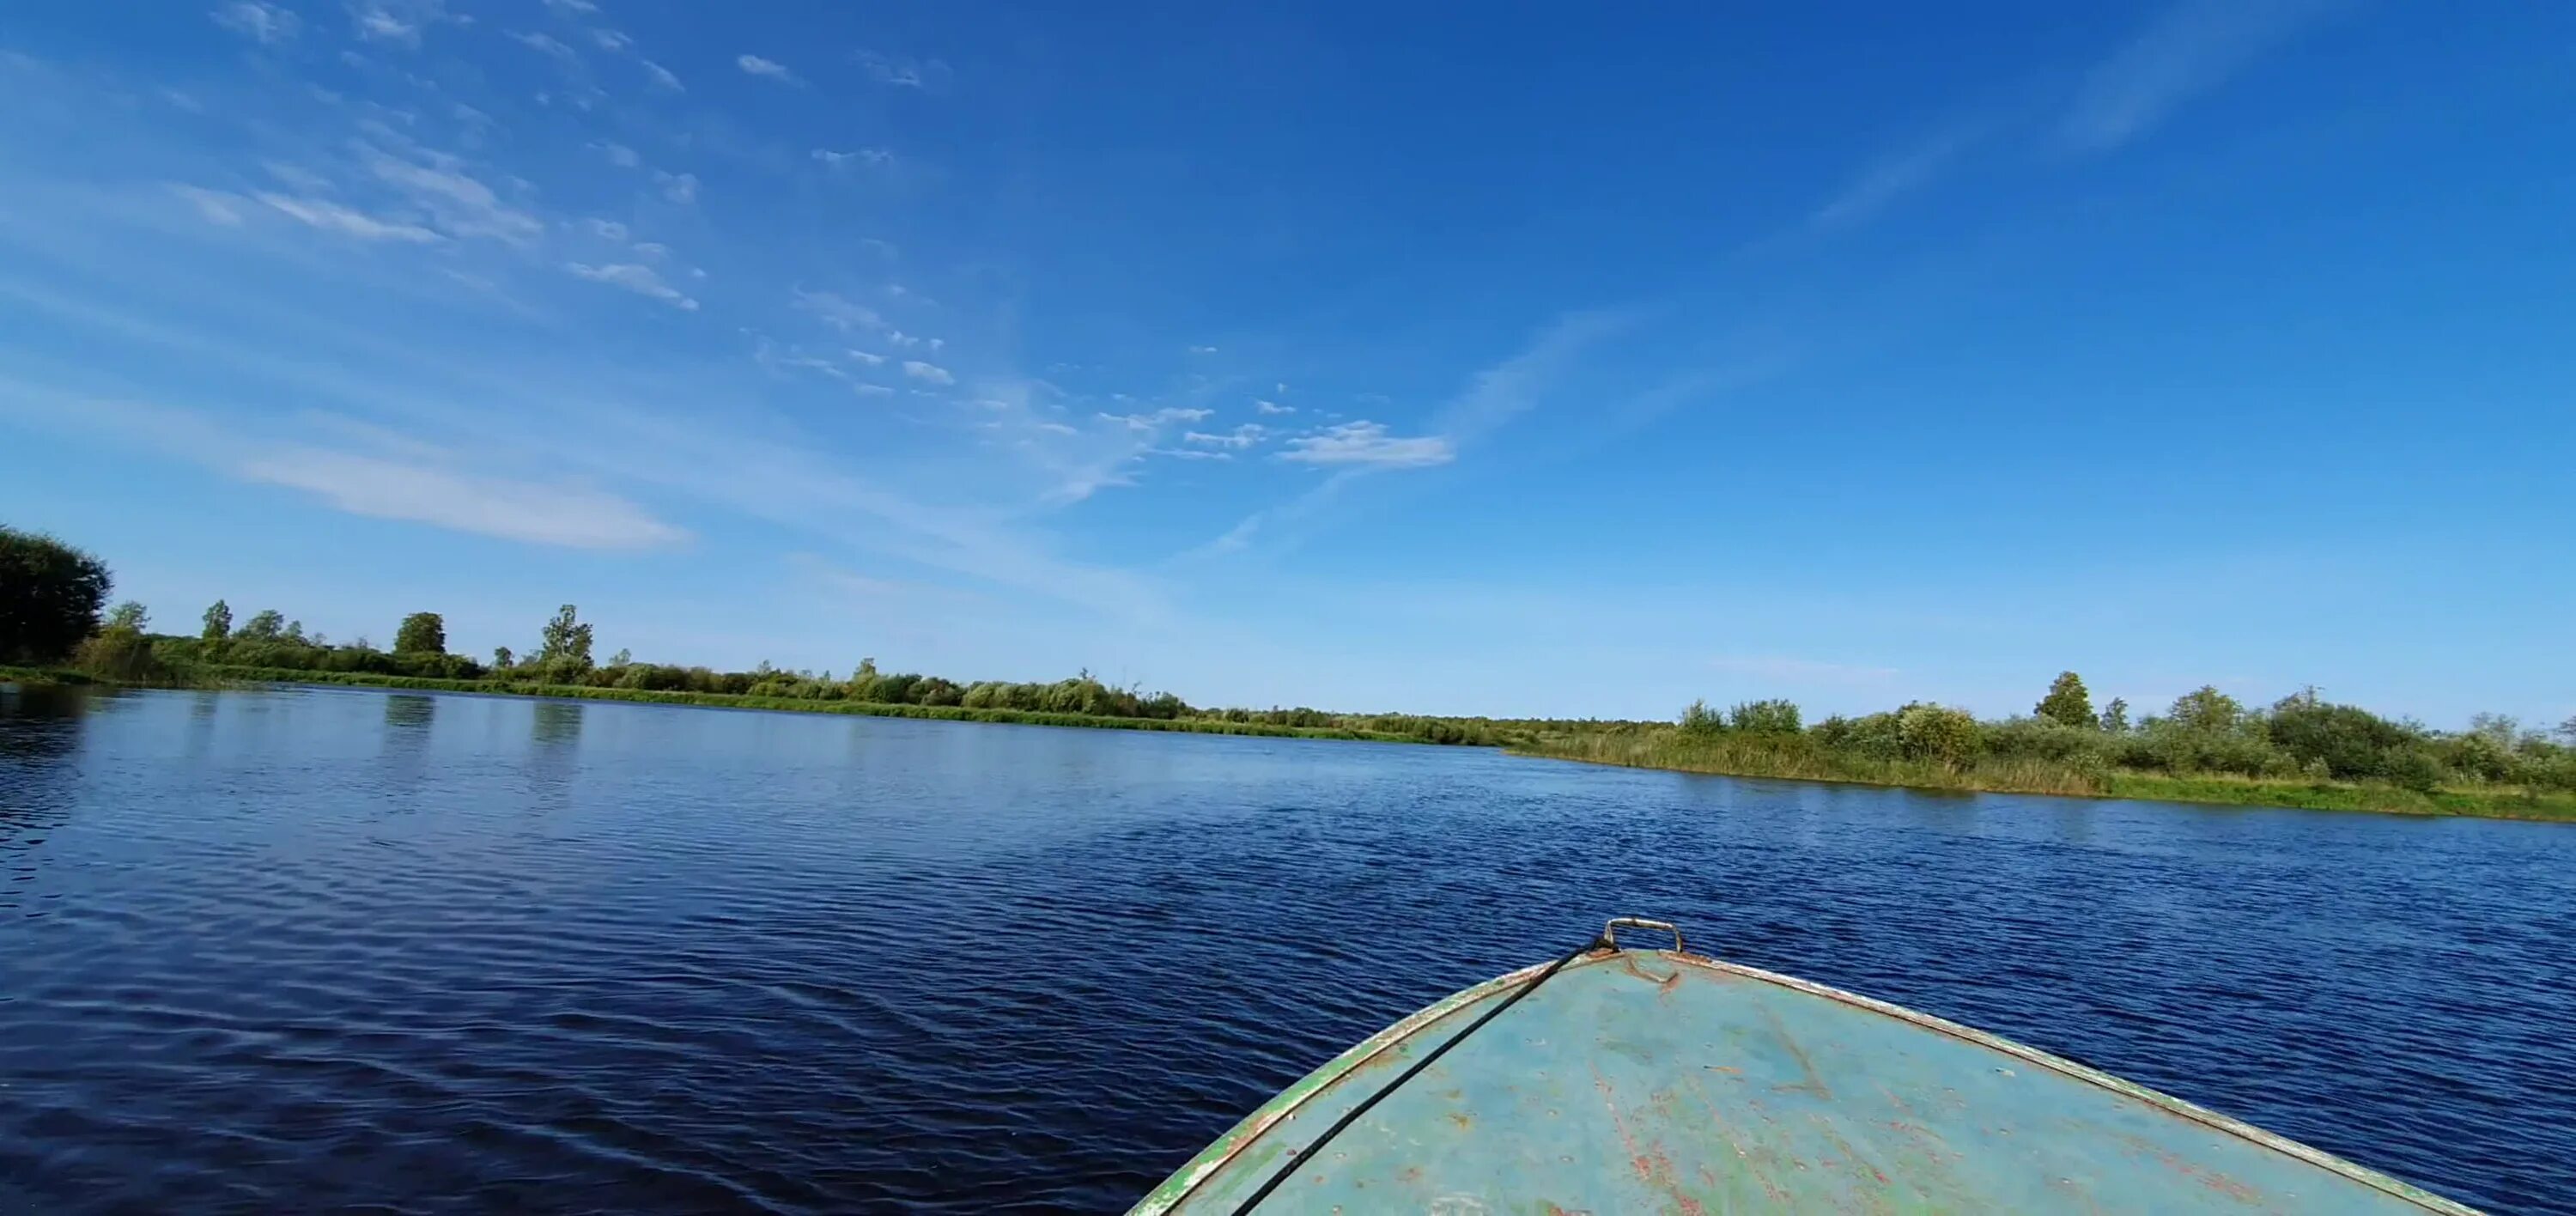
1514, 728, 2576, 822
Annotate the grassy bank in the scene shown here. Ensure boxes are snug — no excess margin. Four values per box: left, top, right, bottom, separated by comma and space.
1512, 730, 2576, 822
196, 666, 1429, 743
0, 665, 101, 687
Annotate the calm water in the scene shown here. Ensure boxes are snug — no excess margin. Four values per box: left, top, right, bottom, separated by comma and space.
3, 687, 2572, 1213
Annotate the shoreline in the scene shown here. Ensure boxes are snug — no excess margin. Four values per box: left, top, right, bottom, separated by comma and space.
16, 665, 2569, 822
1509, 739, 2576, 823
20, 665, 1436, 745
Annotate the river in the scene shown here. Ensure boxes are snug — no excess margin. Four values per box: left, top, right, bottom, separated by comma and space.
2, 685, 2569, 1213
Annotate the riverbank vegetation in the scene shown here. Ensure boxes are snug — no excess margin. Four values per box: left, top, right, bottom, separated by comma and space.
1513, 675, 2576, 821
8, 525, 2568, 818
1, 526, 1503, 745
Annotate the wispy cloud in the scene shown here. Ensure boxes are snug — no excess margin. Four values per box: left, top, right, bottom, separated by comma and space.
1254, 399, 1294, 415
590, 28, 631, 53
794, 288, 883, 332
348, 0, 450, 47
1194, 314, 1618, 560
736, 54, 802, 86
855, 51, 948, 89
210, 2, 301, 44
1278, 421, 1451, 468
2063, 0, 2342, 152
242, 447, 690, 549
361, 144, 541, 242
901, 360, 953, 385
1809, 124, 1985, 230
170, 185, 248, 226
594, 141, 640, 167
253, 192, 440, 242
641, 59, 683, 91
1184, 423, 1267, 450
15, 392, 687, 550
1098, 406, 1211, 431
540, 0, 597, 12
566, 262, 698, 310
812, 147, 894, 170
653, 170, 698, 204
508, 31, 580, 64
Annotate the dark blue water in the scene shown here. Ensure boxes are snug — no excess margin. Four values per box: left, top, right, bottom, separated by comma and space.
3, 686, 2570, 1213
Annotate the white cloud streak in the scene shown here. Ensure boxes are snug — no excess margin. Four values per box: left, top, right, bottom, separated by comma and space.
736, 54, 802, 85
566, 261, 698, 310
901, 359, 953, 385
1810, 124, 1984, 230
253, 191, 440, 242
2063, 0, 2342, 152
641, 59, 683, 91
361, 147, 542, 242
1278, 421, 1451, 468
211, 2, 301, 44
811, 147, 894, 170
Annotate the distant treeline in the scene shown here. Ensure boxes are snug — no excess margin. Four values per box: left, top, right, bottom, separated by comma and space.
1524, 672, 2576, 818
0, 526, 1498, 745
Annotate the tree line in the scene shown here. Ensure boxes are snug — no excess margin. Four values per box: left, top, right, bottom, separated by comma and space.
0, 526, 1495, 745
1674, 671, 2576, 794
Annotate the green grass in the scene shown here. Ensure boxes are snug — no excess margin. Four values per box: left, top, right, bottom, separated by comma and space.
193, 665, 1429, 743
0, 664, 101, 687
1513, 729, 2576, 822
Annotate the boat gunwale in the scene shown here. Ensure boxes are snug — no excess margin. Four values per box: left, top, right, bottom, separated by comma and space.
1129, 946, 2482, 1215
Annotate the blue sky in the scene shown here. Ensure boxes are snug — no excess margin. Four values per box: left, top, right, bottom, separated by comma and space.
2, 2, 2568, 725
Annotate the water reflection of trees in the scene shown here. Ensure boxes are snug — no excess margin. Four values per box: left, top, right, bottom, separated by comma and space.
532, 700, 582, 747
0, 686, 89, 899
384, 693, 436, 732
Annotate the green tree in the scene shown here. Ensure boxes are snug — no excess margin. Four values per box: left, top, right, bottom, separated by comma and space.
394, 612, 447, 655
2560, 715, 2576, 745
283, 619, 306, 644
203, 599, 233, 641
536, 604, 592, 676
1679, 698, 1723, 736
0, 526, 112, 662
1728, 698, 1802, 734
239, 609, 284, 641
2166, 685, 2245, 733
2099, 697, 2129, 733
2035, 671, 2094, 728
492, 646, 514, 671
106, 600, 149, 632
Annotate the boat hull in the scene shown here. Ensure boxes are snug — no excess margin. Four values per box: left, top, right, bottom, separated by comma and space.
1133, 945, 2476, 1213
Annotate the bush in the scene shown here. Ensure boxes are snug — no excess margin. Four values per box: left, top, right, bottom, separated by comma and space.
1984, 716, 2117, 765
1896, 703, 1980, 766
74, 624, 161, 681
2265, 699, 2420, 781
2382, 748, 2444, 794
1728, 698, 1801, 735
1680, 699, 1723, 736
0, 526, 112, 662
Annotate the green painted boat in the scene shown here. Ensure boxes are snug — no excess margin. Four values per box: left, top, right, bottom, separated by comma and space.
1134, 919, 2479, 1214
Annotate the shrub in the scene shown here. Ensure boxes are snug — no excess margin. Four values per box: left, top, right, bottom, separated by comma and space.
1896, 702, 1980, 766
75, 625, 161, 682
1728, 698, 1801, 735
2265, 698, 2419, 781
1680, 698, 1723, 736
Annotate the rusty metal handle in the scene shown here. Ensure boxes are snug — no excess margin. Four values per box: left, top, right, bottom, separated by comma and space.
1604, 916, 1684, 953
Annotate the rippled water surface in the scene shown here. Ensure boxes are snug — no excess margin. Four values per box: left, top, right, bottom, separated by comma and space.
3, 686, 2572, 1213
